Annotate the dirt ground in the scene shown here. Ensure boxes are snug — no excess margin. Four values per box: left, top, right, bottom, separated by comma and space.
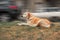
0, 21, 60, 40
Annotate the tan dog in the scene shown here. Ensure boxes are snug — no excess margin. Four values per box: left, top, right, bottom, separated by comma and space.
18, 12, 51, 28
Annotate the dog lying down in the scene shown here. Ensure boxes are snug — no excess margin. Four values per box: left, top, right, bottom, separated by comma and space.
18, 12, 51, 28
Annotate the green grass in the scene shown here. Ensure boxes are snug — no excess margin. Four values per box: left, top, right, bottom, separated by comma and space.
0, 21, 60, 40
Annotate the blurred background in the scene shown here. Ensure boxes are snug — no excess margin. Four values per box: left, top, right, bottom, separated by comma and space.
0, 0, 60, 40
15, 0, 60, 12
0, 0, 60, 22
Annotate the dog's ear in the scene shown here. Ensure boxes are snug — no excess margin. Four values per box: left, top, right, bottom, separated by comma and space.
28, 12, 32, 16
27, 12, 32, 19
28, 12, 30, 16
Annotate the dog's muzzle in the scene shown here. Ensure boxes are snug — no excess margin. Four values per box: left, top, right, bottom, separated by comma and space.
21, 15, 23, 17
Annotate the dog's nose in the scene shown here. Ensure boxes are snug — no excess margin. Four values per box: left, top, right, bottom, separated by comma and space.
21, 15, 23, 17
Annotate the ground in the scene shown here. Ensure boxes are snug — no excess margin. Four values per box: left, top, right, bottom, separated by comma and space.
0, 21, 60, 40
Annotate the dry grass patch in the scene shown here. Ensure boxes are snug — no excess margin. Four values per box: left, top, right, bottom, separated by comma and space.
0, 21, 60, 40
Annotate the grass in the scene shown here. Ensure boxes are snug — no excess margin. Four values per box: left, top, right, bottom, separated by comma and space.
0, 21, 60, 40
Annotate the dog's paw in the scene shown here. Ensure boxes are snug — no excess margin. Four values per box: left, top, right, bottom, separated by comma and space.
43, 25, 51, 28
29, 25, 36, 27
17, 23, 23, 26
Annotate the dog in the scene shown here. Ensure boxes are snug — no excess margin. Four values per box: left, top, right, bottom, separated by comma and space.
18, 12, 51, 28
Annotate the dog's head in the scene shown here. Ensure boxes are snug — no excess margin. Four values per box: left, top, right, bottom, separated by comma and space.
22, 12, 32, 19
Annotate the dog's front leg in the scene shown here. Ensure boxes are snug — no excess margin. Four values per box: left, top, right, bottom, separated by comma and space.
17, 22, 29, 26
28, 24, 37, 27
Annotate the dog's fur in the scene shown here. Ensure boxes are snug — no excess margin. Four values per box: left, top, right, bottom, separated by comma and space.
18, 12, 51, 28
